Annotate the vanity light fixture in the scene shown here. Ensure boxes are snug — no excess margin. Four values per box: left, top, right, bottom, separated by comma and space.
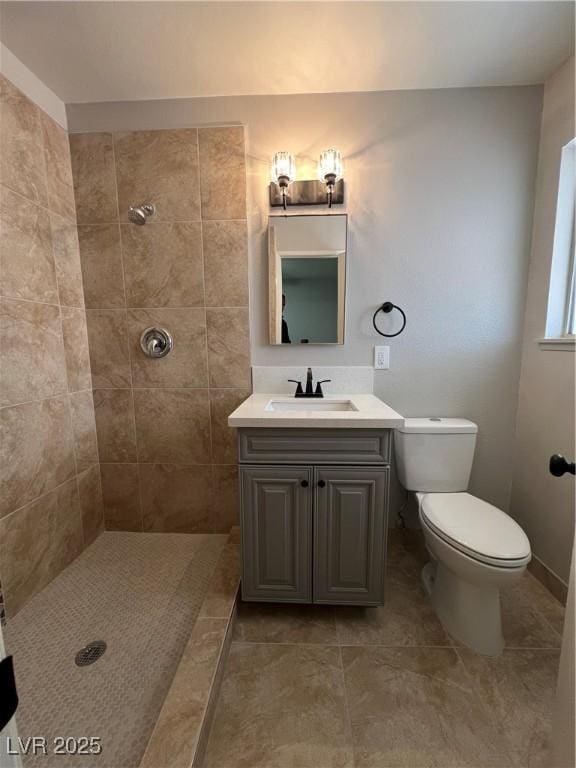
318, 149, 343, 208
270, 151, 296, 210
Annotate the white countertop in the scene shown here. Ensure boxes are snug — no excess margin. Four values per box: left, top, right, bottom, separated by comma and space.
228, 393, 404, 429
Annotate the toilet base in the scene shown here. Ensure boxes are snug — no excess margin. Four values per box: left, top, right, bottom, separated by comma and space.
426, 561, 504, 656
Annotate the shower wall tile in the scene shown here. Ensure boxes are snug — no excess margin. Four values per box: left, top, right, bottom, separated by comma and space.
69, 390, 99, 473
121, 222, 204, 307
128, 308, 208, 388
212, 465, 240, 530
86, 309, 132, 388
0, 185, 58, 304
100, 463, 142, 531
0, 478, 83, 617
93, 388, 137, 463
139, 464, 213, 533
61, 306, 92, 392
0, 75, 48, 208
198, 126, 246, 220
69, 132, 118, 224
50, 214, 84, 307
77, 223, 125, 308
209, 389, 251, 465
0, 298, 68, 407
114, 129, 201, 222
0, 396, 76, 519
203, 220, 249, 307
40, 111, 76, 222
206, 307, 251, 388
134, 389, 211, 464
77, 464, 104, 546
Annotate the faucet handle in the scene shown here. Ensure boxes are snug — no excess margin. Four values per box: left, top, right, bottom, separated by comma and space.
288, 379, 304, 396
314, 380, 331, 397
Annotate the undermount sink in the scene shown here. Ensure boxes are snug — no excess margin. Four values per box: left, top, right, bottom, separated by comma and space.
265, 398, 358, 412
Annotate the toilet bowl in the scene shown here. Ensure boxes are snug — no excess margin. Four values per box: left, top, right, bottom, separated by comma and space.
417, 492, 531, 655
394, 418, 531, 656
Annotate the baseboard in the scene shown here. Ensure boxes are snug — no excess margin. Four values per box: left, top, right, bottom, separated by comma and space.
528, 555, 568, 605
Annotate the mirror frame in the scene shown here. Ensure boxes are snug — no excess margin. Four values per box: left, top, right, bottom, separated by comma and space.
268, 213, 348, 346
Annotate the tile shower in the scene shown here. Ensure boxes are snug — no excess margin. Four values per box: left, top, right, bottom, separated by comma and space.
0, 73, 248, 766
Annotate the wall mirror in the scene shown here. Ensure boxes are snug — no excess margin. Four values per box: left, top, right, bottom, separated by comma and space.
268, 214, 347, 345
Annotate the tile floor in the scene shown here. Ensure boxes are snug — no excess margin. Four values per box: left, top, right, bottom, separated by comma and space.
203, 530, 564, 768
6, 532, 227, 767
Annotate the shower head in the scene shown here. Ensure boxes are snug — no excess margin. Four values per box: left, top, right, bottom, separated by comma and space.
128, 203, 155, 225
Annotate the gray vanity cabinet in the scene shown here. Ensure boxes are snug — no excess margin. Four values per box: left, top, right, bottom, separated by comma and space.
238, 428, 391, 606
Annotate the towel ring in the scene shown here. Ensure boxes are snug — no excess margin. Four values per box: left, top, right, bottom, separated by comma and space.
372, 302, 407, 338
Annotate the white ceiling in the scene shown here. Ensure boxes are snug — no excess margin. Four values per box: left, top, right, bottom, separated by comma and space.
0, 1, 573, 104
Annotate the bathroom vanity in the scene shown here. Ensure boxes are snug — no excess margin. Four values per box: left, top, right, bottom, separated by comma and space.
229, 393, 404, 605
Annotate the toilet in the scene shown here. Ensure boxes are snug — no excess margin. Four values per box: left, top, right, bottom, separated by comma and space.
394, 418, 531, 656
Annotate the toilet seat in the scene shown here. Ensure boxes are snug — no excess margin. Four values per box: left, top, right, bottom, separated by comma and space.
418, 492, 531, 568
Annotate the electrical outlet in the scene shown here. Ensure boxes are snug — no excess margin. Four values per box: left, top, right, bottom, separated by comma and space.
374, 345, 390, 370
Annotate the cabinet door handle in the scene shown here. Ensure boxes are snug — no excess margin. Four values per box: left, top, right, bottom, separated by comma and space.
318, 480, 326, 488
301, 480, 309, 488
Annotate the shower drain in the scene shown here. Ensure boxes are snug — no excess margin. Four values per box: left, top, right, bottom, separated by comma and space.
75, 640, 107, 667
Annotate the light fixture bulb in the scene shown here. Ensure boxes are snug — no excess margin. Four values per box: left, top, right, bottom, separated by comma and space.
318, 149, 343, 183
271, 151, 296, 186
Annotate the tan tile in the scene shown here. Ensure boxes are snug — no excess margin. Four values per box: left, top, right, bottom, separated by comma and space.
50, 213, 84, 307
511, 571, 565, 637
199, 528, 240, 619
100, 463, 142, 531
204, 642, 353, 768
0, 396, 75, 518
335, 565, 450, 646
134, 389, 211, 464
61, 306, 92, 392
121, 222, 204, 307
69, 132, 118, 224
203, 220, 248, 306
140, 618, 229, 768
0, 75, 48, 207
69, 390, 99, 473
93, 388, 137, 462
528, 557, 568, 606
77, 223, 125, 308
127, 308, 208, 388
0, 298, 68, 407
77, 465, 104, 546
206, 307, 250, 388
198, 126, 246, 220
140, 464, 214, 533
458, 649, 560, 768
114, 129, 200, 222
234, 602, 337, 644
500, 581, 561, 649
0, 185, 58, 303
0, 479, 83, 617
209, 388, 249, 464
342, 646, 513, 768
40, 111, 76, 221
212, 465, 239, 531
85, 309, 131, 388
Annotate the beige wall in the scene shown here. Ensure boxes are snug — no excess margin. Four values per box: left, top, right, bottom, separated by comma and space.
0, 75, 103, 619
69, 126, 250, 534
510, 57, 575, 584
69, 85, 543, 513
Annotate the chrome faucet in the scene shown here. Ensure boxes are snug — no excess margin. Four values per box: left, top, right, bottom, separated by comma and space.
288, 368, 331, 398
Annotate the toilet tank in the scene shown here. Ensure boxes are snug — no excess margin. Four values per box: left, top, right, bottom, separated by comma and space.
394, 418, 478, 492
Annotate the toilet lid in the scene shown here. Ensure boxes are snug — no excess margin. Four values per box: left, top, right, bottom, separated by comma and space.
419, 493, 531, 566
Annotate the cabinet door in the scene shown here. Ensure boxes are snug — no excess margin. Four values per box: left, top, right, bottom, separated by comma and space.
314, 466, 389, 605
240, 465, 312, 602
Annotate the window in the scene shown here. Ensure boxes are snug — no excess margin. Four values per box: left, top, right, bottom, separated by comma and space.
541, 138, 576, 348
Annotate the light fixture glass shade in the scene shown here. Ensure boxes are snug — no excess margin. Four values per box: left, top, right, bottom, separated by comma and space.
318, 149, 343, 182
271, 151, 296, 184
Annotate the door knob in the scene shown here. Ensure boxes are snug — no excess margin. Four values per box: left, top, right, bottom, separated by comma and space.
318, 480, 326, 488
300, 480, 309, 488
549, 455, 575, 477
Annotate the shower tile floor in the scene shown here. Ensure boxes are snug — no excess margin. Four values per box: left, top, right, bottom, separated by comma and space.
5, 531, 227, 768
203, 531, 565, 768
